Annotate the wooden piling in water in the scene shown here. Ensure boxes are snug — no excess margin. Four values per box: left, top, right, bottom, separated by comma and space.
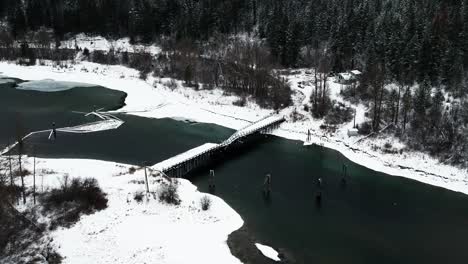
209, 170, 215, 193
263, 174, 272, 197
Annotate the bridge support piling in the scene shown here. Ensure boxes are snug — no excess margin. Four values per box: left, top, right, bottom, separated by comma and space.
263, 173, 271, 197
209, 170, 215, 193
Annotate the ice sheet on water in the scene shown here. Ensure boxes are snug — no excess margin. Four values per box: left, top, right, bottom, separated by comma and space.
0, 78, 16, 84
17, 79, 96, 92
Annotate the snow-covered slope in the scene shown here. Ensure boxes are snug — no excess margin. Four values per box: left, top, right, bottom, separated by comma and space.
18, 158, 243, 264
60, 34, 161, 55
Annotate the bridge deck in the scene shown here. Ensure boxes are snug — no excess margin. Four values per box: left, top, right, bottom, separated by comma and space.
221, 115, 285, 147
239, 115, 285, 134
156, 114, 285, 176
152, 143, 218, 171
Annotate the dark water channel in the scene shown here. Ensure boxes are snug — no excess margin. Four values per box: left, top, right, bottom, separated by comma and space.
192, 137, 468, 264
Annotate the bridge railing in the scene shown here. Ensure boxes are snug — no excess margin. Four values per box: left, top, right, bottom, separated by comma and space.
222, 113, 280, 144
220, 115, 284, 147
162, 114, 285, 176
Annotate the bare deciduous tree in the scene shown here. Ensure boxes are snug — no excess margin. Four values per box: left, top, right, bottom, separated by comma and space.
15, 114, 26, 204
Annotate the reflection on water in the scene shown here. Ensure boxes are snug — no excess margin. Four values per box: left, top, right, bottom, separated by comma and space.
191, 137, 468, 264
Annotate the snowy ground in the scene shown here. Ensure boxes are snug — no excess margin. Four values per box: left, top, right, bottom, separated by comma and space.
281, 70, 468, 194
60, 34, 161, 55
13, 157, 243, 264
0, 62, 467, 196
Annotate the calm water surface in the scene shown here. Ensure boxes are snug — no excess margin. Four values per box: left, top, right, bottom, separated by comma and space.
0, 79, 126, 147
192, 137, 468, 264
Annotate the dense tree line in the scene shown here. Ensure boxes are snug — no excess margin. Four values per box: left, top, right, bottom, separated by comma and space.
87, 37, 291, 109
2, 0, 468, 84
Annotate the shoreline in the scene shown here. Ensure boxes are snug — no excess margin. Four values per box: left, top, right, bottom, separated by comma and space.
9, 157, 245, 264
227, 225, 290, 264
0, 61, 466, 196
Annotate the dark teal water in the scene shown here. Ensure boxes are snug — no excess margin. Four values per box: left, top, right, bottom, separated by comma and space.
191, 137, 468, 264
0, 80, 126, 147
17, 115, 232, 165
2, 78, 468, 263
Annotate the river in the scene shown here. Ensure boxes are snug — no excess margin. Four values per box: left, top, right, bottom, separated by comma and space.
2, 77, 468, 264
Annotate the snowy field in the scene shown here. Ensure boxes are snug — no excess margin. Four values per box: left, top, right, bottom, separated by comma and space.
60, 34, 161, 55
0, 61, 466, 196
14, 157, 243, 264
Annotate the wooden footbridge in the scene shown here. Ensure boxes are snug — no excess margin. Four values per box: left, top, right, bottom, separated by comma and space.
153, 114, 285, 178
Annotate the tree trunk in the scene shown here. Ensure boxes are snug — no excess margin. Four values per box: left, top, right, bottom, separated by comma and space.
314, 69, 318, 107
8, 150, 13, 188
372, 85, 379, 131
376, 83, 385, 130
33, 155, 36, 205
395, 84, 402, 124
19, 154, 26, 205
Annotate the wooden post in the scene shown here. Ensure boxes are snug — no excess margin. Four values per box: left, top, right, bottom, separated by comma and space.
8, 142, 12, 188
316, 191, 322, 207
209, 169, 215, 193
33, 147, 36, 205
263, 173, 271, 197
353, 109, 356, 128
7, 141, 16, 204
144, 162, 149, 194
341, 164, 348, 187
52, 122, 57, 140
18, 153, 25, 205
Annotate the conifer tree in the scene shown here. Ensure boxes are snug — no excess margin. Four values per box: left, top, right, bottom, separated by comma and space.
429, 86, 444, 130
411, 78, 431, 138
401, 87, 412, 131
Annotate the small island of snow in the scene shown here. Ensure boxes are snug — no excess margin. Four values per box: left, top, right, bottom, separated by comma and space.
255, 243, 281, 262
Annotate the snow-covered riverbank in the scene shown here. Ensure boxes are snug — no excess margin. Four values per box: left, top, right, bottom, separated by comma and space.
0, 61, 466, 196
14, 157, 243, 264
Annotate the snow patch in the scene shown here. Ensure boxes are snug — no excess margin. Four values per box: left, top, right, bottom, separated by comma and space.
61, 34, 161, 55
255, 243, 280, 262
58, 119, 124, 133
17, 79, 96, 92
